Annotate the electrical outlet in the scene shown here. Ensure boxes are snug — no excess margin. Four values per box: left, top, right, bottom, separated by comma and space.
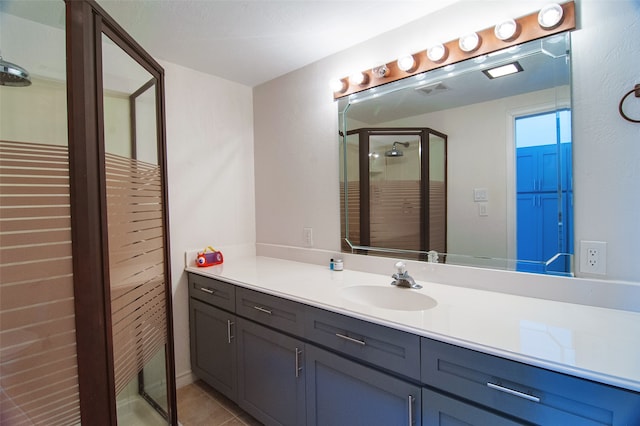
580, 241, 607, 275
303, 227, 313, 248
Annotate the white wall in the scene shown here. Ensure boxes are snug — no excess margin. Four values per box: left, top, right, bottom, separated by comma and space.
253, 0, 640, 282
162, 60, 256, 384
571, 0, 640, 282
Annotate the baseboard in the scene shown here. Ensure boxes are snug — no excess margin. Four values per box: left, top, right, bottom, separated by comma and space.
176, 370, 196, 389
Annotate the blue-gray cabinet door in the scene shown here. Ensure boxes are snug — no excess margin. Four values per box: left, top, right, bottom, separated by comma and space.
422, 388, 525, 425
306, 344, 421, 426
189, 298, 237, 401
236, 318, 305, 426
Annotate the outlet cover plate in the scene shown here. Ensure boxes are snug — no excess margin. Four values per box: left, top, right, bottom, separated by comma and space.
580, 240, 607, 275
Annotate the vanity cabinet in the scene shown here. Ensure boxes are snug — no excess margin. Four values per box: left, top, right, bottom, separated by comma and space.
236, 318, 306, 426
188, 272, 640, 426
306, 344, 421, 425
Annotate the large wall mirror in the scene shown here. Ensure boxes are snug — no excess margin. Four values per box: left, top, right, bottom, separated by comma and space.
339, 33, 573, 275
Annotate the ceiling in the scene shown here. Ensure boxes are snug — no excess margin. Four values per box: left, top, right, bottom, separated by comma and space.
94, 0, 463, 87
0, 0, 461, 87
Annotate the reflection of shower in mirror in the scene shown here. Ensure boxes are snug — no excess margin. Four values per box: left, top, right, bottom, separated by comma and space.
385, 141, 410, 157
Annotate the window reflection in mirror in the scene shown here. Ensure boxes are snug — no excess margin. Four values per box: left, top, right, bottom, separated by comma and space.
339, 33, 573, 275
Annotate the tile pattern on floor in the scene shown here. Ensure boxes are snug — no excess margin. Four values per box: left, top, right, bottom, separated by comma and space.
177, 380, 262, 426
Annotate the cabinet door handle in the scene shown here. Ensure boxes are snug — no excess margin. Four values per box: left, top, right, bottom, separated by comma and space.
295, 347, 303, 378
253, 306, 272, 315
199, 287, 215, 295
335, 333, 366, 346
487, 382, 540, 403
407, 395, 415, 425
227, 320, 234, 344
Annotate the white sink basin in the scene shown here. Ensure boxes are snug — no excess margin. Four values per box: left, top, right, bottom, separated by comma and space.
341, 285, 437, 311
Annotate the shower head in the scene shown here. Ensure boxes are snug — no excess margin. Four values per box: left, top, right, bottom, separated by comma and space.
0, 56, 32, 87
385, 141, 410, 157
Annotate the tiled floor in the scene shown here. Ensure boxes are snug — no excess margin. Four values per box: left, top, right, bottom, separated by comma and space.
177, 380, 262, 426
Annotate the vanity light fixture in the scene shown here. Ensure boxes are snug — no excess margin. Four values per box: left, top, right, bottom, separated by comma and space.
330, 78, 347, 93
332, 1, 574, 99
349, 71, 369, 86
538, 3, 564, 29
458, 32, 480, 53
397, 55, 417, 72
494, 19, 519, 41
427, 44, 448, 63
482, 61, 523, 79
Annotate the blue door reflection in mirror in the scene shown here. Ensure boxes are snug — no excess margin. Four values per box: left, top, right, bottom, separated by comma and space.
516, 109, 573, 275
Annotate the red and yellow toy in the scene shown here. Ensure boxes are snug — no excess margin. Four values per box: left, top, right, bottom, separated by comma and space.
196, 246, 224, 267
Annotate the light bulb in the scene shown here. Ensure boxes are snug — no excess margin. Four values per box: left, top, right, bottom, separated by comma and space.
349, 72, 368, 86
330, 78, 346, 93
427, 44, 447, 62
372, 65, 389, 78
459, 33, 480, 53
397, 55, 416, 72
538, 3, 564, 29
494, 19, 519, 41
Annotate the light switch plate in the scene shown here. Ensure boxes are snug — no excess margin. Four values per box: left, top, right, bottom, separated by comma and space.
474, 188, 488, 202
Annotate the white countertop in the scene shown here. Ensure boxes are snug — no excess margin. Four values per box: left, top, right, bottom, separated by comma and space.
186, 255, 640, 392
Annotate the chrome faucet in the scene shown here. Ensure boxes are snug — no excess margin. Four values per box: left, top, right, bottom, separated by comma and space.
391, 261, 422, 289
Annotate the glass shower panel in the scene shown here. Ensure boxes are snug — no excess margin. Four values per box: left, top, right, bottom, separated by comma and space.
0, 1, 82, 424
341, 132, 360, 246
428, 134, 447, 253
369, 135, 421, 250
101, 34, 168, 424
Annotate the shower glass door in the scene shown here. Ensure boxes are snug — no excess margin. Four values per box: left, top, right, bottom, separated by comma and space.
369, 135, 422, 251
101, 31, 171, 424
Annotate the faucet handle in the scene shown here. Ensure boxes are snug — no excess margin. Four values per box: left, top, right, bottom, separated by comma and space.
394, 261, 406, 275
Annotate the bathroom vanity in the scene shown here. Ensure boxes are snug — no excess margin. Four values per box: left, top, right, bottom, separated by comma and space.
186, 256, 640, 425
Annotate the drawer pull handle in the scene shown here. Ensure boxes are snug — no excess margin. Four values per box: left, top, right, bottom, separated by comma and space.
227, 320, 234, 344
407, 395, 415, 425
199, 287, 215, 295
487, 382, 540, 403
254, 306, 273, 315
335, 333, 366, 346
295, 347, 303, 378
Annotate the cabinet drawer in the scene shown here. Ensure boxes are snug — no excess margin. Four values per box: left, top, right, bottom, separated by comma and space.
305, 306, 420, 379
188, 273, 235, 312
236, 287, 305, 337
421, 338, 640, 425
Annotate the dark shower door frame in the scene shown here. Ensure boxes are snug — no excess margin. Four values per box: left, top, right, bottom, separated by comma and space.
66, 0, 177, 424
348, 127, 447, 256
